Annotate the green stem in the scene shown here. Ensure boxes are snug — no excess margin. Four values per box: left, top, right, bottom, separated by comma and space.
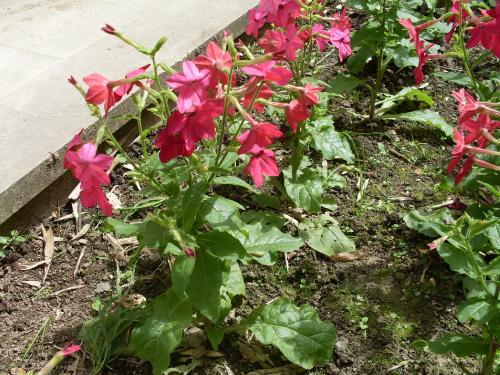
458, 0, 482, 99
369, 0, 387, 120
481, 337, 498, 375
464, 231, 493, 298
213, 66, 235, 169
151, 53, 170, 117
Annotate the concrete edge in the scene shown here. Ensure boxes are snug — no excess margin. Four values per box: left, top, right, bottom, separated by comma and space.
0, 11, 249, 230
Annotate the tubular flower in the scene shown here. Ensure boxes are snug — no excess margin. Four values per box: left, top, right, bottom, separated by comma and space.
445, 0, 468, 43
114, 64, 150, 98
466, 0, 500, 57
240, 78, 273, 113
246, 8, 267, 38
243, 148, 280, 187
237, 121, 283, 154
460, 114, 500, 144
414, 40, 433, 85
166, 61, 211, 113
64, 131, 114, 216
154, 100, 224, 162
241, 61, 292, 86
194, 41, 233, 86
285, 99, 311, 133
258, 29, 288, 59
453, 89, 500, 123
328, 9, 352, 62
83, 73, 116, 115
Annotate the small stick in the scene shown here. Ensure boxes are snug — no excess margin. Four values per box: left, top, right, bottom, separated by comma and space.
74, 247, 85, 277
49, 285, 84, 297
388, 147, 412, 163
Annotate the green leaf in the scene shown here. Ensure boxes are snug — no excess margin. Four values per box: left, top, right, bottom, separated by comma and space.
104, 218, 140, 237
172, 254, 196, 297
197, 231, 249, 261
403, 209, 453, 237
186, 248, 228, 323
198, 196, 244, 231
207, 327, 225, 351
433, 71, 472, 87
386, 44, 418, 69
380, 110, 453, 137
128, 289, 192, 375
224, 260, 246, 297
243, 299, 336, 369
411, 334, 491, 357
347, 45, 377, 73
482, 256, 500, 275
232, 223, 304, 265
240, 210, 288, 228
458, 297, 499, 323
180, 182, 207, 232
284, 168, 324, 213
212, 176, 260, 194
438, 243, 486, 279
308, 117, 355, 163
326, 74, 364, 94
300, 225, 356, 256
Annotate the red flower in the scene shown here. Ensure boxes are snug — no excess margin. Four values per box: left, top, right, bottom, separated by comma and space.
240, 78, 273, 113
460, 114, 500, 144
452, 89, 500, 123
166, 61, 211, 113
237, 121, 283, 154
285, 99, 311, 132
101, 24, 116, 35
246, 8, 267, 38
445, 0, 468, 43
414, 40, 433, 85
80, 185, 113, 217
243, 149, 280, 187
241, 61, 292, 86
83, 73, 116, 115
258, 29, 288, 59
194, 41, 233, 86
154, 100, 224, 162
298, 83, 323, 106
114, 64, 150, 99
467, 0, 500, 57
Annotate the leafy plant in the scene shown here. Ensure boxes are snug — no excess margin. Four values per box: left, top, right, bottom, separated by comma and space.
0, 230, 26, 257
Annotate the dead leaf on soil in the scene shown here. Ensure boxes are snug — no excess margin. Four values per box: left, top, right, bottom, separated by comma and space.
41, 225, 55, 283
71, 200, 82, 233
74, 247, 85, 277
49, 284, 84, 297
106, 191, 122, 209
54, 213, 74, 222
13, 259, 47, 271
20, 280, 42, 288
330, 250, 367, 262
70, 223, 90, 242
239, 342, 271, 365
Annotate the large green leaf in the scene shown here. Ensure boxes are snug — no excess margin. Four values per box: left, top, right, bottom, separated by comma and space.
381, 110, 453, 137
231, 223, 304, 265
458, 297, 499, 323
180, 182, 207, 232
104, 218, 140, 237
171, 254, 196, 297
127, 289, 192, 375
300, 225, 355, 256
308, 116, 355, 163
225, 260, 246, 297
284, 168, 324, 213
186, 248, 229, 322
437, 243, 486, 279
243, 299, 336, 369
327, 74, 365, 94
411, 334, 491, 357
403, 209, 453, 237
212, 176, 260, 194
198, 196, 244, 231
197, 231, 250, 261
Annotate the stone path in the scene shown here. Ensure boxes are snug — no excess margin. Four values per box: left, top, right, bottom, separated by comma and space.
0, 0, 256, 225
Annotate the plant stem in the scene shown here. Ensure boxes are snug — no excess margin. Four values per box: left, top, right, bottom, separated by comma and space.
369, 0, 388, 120
457, 0, 482, 99
213, 66, 235, 168
481, 337, 498, 375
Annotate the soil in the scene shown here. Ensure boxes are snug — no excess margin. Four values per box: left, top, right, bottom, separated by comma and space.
0, 11, 489, 375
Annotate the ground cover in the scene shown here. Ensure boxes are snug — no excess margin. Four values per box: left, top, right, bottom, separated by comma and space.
0, 0, 499, 374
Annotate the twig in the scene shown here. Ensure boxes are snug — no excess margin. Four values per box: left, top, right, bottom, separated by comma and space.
74, 247, 85, 277
49, 285, 84, 297
388, 147, 412, 163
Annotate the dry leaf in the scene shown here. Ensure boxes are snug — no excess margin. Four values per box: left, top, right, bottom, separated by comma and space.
74, 247, 85, 277
20, 280, 42, 288
13, 259, 47, 271
41, 225, 55, 283
72, 200, 82, 232
49, 284, 84, 297
71, 223, 90, 242
54, 213, 74, 222
330, 250, 367, 262
106, 191, 122, 209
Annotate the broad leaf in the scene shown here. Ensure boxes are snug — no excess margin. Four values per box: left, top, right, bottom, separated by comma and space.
243, 299, 336, 369
300, 225, 355, 256
284, 168, 324, 213
381, 110, 453, 137
458, 297, 499, 323
403, 209, 453, 237
433, 71, 472, 87
327, 73, 365, 94
198, 196, 244, 231
197, 231, 249, 261
225, 260, 245, 297
186, 248, 229, 323
308, 117, 355, 163
127, 289, 192, 375
212, 176, 260, 194
104, 218, 140, 237
180, 182, 207, 232
411, 334, 491, 357
172, 254, 196, 297
207, 327, 225, 351
438, 243, 486, 279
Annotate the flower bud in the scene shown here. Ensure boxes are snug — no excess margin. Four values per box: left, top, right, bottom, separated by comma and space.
101, 23, 116, 35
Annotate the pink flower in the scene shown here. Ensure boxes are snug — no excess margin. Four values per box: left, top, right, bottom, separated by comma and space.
243, 148, 280, 187
62, 344, 81, 356
64, 132, 114, 216
166, 61, 211, 113
460, 114, 500, 144
311, 24, 328, 51
466, 1, 500, 57
240, 78, 273, 113
101, 24, 116, 35
282, 25, 305, 61
258, 29, 288, 59
114, 64, 150, 98
241, 61, 292, 86
445, 0, 468, 43
83, 73, 116, 115
255, 0, 300, 27
298, 83, 323, 106
285, 99, 311, 132
427, 242, 437, 250
414, 40, 433, 84
328, 9, 352, 62
237, 121, 283, 154
194, 41, 233, 86
452, 89, 500, 123
246, 8, 267, 38
80, 185, 113, 217
154, 100, 224, 162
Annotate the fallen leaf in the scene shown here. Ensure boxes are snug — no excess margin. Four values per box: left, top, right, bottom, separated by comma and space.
13, 259, 47, 271
330, 250, 367, 262
41, 225, 55, 283
49, 284, 84, 297
74, 247, 85, 277
54, 213, 74, 222
71, 223, 90, 242
20, 280, 42, 288
106, 191, 122, 209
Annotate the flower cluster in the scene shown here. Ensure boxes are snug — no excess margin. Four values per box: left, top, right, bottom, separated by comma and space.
448, 89, 500, 184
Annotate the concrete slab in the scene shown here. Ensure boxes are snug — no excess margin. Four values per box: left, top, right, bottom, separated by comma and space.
0, 0, 257, 226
